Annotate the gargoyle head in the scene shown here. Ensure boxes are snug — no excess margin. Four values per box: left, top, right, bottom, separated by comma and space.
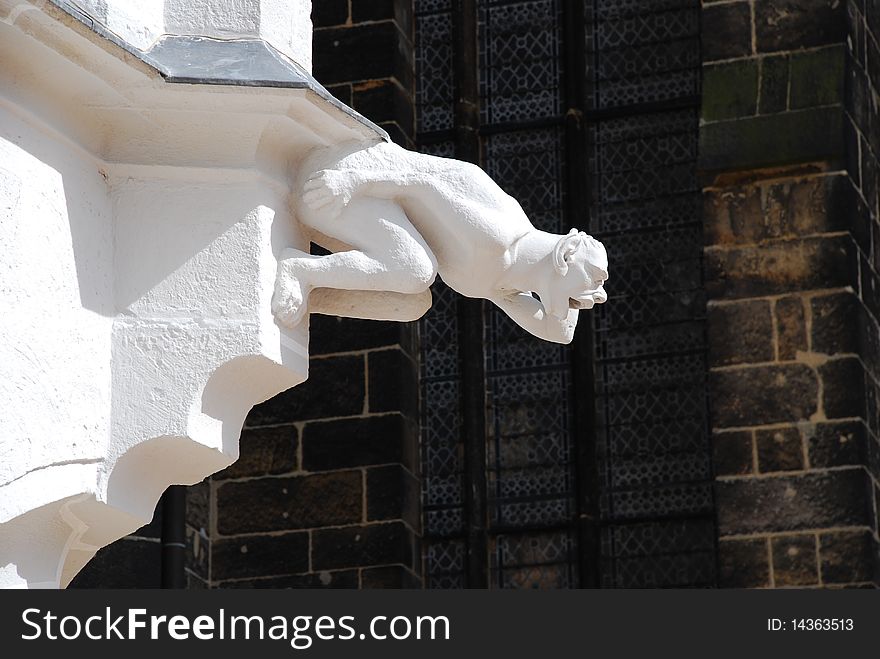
547, 229, 608, 319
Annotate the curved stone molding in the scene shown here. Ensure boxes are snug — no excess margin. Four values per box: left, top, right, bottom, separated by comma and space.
0, 0, 380, 588
273, 140, 610, 344
0, 100, 306, 588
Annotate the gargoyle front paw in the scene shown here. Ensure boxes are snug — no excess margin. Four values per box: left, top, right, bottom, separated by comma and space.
302, 169, 352, 220
272, 248, 311, 327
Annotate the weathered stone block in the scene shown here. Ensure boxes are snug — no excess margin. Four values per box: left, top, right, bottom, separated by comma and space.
246, 354, 365, 425
710, 364, 818, 427
313, 23, 412, 90
219, 570, 359, 589
811, 292, 862, 356
845, 57, 872, 137
861, 256, 880, 325
312, 0, 349, 28
790, 46, 845, 109
699, 106, 844, 172
312, 522, 416, 570
819, 357, 867, 419
214, 426, 298, 480
808, 419, 868, 468
704, 174, 852, 246
706, 174, 864, 248
760, 55, 789, 114
366, 465, 420, 528
771, 534, 818, 586
217, 471, 362, 534
351, 0, 413, 39
211, 532, 309, 581
302, 414, 418, 471
756, 426, 804, 472
705, 235, 858, 300
186, 480, 210, 530
708, 300, 774, 366
819, 530, 880, 584
309, 315, 417, 355
755, 0, 846, 53
186, 526, 209, 580
718, 538, 770, 588
353, 80, 415, 137
716, 469, 873, 535
712, 430, 754, 476
776, 296, 807, 360
702, 60, 759, 122
368, 348, 418, 417
702, 1, 753, 61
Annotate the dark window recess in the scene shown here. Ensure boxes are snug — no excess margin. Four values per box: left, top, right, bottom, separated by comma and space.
417, 0, 716, 588
419, 0, 580, 589
586, 0, 717, 588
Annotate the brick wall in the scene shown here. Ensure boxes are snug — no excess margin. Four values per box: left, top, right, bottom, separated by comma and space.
184, 0, 421, 589
312, 0, 415, 148
701, 0, 880, 587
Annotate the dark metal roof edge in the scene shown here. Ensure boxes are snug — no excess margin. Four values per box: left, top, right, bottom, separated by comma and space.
45, 0, 389, 141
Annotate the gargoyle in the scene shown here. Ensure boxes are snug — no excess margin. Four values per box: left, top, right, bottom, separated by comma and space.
273, 139, 608, 344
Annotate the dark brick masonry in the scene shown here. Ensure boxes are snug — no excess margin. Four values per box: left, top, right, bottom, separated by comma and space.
701, 0, 880, 588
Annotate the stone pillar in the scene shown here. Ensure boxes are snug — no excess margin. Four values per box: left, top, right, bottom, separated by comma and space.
701, 0, 880, 587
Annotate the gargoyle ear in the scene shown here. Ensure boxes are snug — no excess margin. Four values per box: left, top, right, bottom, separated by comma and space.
553, 229, 581, 275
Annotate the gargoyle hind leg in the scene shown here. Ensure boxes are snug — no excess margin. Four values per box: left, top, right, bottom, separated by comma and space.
272, 197, 438, 327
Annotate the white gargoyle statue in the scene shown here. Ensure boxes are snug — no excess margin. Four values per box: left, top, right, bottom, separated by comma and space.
273, 139, 608, 344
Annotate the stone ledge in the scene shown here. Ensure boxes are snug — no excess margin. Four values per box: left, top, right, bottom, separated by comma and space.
699, 106, 845, 174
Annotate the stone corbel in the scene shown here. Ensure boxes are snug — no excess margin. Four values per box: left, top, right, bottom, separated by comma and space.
272, 139, 609, 345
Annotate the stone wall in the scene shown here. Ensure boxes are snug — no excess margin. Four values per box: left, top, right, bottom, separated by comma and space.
701, 0, 880, 587
312, 0, 415, 148
183, 0, 420, 589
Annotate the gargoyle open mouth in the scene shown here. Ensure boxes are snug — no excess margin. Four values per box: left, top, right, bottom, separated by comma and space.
569, 288, 607, 310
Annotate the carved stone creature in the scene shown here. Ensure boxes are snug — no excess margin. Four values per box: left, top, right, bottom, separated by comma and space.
273, 139, 609, 344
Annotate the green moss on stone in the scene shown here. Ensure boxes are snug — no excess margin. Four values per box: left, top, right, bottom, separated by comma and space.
702, 59, 760, 122
700, 105, 844, 172
789, 45, 845, 109
759, 54, 789, 114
